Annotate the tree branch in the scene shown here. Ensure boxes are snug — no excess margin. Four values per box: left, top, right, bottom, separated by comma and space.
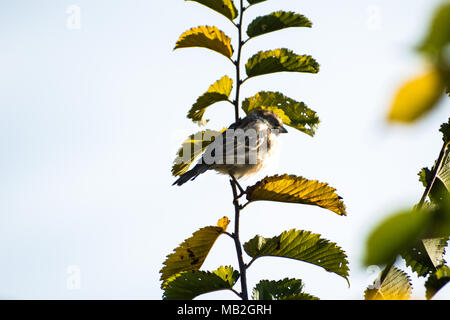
230, 178, 249, 300
233, 0, 245, 122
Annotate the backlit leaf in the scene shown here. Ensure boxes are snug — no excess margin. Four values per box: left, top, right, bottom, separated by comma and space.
365, 267, 412, 300
245, 48, 319, 79
188, 76, 233, 125
401, 238, 448, 277
175, 26, 234, 59
244, 229, 350, 282
419, 157, 450, 205
425, 266, 450, 300
247, 11, 312, 38
252, 278, 319, 300
160, 217, 230, 284
437, 149, 450, 192
172, 129, 222, 177
245, 175, 347, 216
185, 0, 238, 21
242, 91, 319, 136
387, 68, 445, 123
162, 266, 239, 300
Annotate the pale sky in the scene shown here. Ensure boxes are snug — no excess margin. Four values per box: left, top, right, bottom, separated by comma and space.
0, 0, 449, 299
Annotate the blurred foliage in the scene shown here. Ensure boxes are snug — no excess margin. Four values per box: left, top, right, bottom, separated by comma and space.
387, 2, 449, 123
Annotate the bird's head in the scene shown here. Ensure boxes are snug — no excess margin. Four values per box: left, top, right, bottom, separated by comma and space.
251, 109, 288, 134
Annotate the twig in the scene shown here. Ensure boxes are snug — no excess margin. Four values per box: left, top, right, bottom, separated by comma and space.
233, 0, 245, 123
230, 178, 249, 300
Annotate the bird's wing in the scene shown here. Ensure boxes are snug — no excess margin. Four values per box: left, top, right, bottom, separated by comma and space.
199, 120, 269, 165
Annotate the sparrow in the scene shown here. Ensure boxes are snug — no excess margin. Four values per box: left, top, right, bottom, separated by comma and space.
173, 109, 288, 186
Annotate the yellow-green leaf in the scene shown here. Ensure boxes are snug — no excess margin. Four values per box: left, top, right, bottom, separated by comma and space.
387, 68, 445, 123
244, 229, 350, 282
245, 48, 319, 79
245, 174, 347, 216
242, 91, 319, 136
172, 129, 222, 176
162, 266, 239, 300
186, 0, 238, 21
247, 11, 312, 39
160, 217, 231, 284
188, 76, 233, 125
365, 267, 412, 300
175, 26, 234, 59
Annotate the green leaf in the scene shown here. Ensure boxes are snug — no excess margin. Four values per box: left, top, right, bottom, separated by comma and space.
245, 175, 347, 216
419, 144, 450, 205
252, 278, 319, 300
188, 76, 233, 125
425, 265, 450, 300
418, 3, 450, 59
172, 129, 223, 177
242, 91, 319, 136
419, 167, 449, 205
364, 267, 412, 300
175, 26, 234, 59
247, 11, 312, 39
401, 238, 448, 277
437, 148, 450, 192
244, 229, 350, 282
387, 68, 445, 123
162, 266, 239, 300
160, 217, 230, 284
440, 118, 450, 143
185, 0, 238, 21
418, 167, 432, 189
245, 48, 319, 79
364, 208, 431, 266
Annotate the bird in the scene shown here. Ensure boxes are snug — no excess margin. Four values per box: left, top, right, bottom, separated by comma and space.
173, 109, 288, 186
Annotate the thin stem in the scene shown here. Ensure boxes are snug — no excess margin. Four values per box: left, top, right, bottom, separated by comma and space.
230, 288, 243, 299
233, 0, 245, 122
230, 174, 246, 195
224, 231, 234, 239
246, 257, 257, 270
230, 179, 249, 300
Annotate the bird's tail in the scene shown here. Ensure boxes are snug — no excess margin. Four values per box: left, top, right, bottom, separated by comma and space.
172, 163, 209, 186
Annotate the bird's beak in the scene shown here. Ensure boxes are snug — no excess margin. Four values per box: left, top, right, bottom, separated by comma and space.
278, 126, 288, 133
